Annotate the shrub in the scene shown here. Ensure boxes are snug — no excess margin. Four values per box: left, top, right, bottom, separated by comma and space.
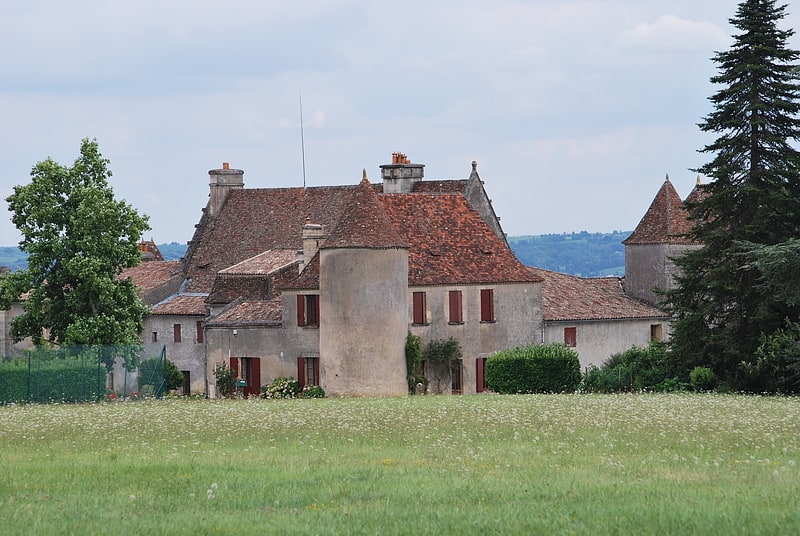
690, 366, 718, 392
299, 385, 325, 398
486, 343, 581, 394
580, 341, 681, 393
138, 357, 184, 394
423, 337, 463, 394
261, 377, 301, 399
213, 362, 236, 398
405, 332, 427, 394
0, 350, 107, 404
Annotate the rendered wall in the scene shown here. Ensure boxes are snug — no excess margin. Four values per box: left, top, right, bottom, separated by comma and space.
543, 318, 671, 371
319, 247, 409, 396
409, 282, 542, 394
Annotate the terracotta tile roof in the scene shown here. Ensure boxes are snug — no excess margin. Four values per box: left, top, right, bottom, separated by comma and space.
282, 252, 320, 290
206, 298, 283, 325
151, 294, 208, 316
624, 177, 696, 245
527, 266, 667, 321
182, 185, 360, 293
120, 261, 182, 294
219, 249, 299, 275
382, 194, 540, 285
322, 174, 408, 250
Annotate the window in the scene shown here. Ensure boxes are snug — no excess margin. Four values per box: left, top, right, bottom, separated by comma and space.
476, 357, 488, 393
650, 324, 663, 341
480, 289, 495, 322
297, 356, 320, 387
173, 324, 182, 343
412, 291, 427, 325
196, 321, 204, 343
297, 294, 320, 327
449, 290, 463, 323
151, 331, 158, 343
564, 327, 577, 347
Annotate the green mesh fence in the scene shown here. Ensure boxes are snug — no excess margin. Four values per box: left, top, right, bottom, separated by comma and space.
0, 344, 167, 404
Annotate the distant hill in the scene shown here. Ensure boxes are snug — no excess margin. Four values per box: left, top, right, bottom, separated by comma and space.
0, 233, 631, 278
508, 231, 630, 277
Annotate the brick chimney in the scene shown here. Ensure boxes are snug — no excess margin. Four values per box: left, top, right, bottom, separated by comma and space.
207, 162, 244, 217
379, 152, 425, 193
300, 217, 326, 271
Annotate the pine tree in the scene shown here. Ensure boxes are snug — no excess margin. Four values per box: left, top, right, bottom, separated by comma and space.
666, 0, 800, 389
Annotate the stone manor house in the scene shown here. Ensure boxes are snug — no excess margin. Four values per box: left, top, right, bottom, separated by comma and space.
1, 154, 700, 397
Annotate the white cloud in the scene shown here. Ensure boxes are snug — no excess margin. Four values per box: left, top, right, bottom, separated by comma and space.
619, 15, 730, 52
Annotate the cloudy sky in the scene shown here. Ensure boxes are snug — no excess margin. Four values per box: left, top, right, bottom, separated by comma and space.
2, 1, 794, 246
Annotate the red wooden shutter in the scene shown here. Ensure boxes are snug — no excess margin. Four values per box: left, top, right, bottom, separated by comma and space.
413, 292, 426, 324
476, 357, 486, 393
564, 327, 577, 347
449, 291, 462, 323
249, 358, 261, 397
313, 358, 320, 387
196, 320, 204, 343
297, 357, 306, 387
173, 323, 182, 342
480, 289, 494, 321
230, 357, 239, 378
297, 295, 305, 326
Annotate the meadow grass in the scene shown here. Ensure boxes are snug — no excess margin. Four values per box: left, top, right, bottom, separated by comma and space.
0, 393, 798, 535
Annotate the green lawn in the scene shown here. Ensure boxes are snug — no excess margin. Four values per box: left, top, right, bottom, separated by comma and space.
0, 394, 798, 535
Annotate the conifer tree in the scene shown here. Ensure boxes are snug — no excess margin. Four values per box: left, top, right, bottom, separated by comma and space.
666, 0, 800, 389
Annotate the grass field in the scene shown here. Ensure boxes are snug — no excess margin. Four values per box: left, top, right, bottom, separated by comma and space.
0, 394, 798, 535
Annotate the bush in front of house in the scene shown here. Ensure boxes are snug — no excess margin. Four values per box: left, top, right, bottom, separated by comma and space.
580, 341, 684, 393
486, 343, 581, 394
690, 366, 718, 392
0, 351, 107, 404
138, 357, 184, 395
261, 377, 301, 399
299, 385, 325, 398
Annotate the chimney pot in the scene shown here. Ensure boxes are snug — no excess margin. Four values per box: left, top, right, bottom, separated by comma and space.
222, 162, 230, 170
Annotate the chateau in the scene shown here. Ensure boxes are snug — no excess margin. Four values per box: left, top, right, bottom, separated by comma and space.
1, 156, 700, 397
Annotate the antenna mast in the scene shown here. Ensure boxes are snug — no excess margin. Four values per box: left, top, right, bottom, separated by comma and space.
299, 93, 307, 188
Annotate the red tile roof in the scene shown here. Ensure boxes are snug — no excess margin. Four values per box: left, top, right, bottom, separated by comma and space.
120, 261, 182, 294
151, 294, 208, 316
219, 249, 299, 275
382, 194, 539, 285
322, 174, 408, 250
624, 177, 696, 245
182, 185, 361, 293
206, 298, 283, 325
527, 267, 667, 321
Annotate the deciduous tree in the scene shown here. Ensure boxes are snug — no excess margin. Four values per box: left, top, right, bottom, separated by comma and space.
0, 139, 150, 370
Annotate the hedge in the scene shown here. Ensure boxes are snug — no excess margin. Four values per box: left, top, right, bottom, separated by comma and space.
0, 355, 106, 404
485, 343, 581, 394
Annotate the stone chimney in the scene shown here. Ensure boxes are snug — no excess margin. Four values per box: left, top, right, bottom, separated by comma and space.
300, 217, 326, 271
379, 152, 425, 193
207, 162, 244, 217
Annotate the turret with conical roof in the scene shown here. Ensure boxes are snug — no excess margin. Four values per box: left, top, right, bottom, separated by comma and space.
318, 171, 409, 396
624, 175, 703, 307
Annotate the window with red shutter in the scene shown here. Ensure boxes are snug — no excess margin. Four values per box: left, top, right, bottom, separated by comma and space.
412, 291, 427, 325
173, 323, 182, 343
564, 327, 577, 347
297, 295, 320, 327
480, 289, 494, 322
449, 290, 463, 323
196, 320, 204, 343
476, 357, 487, 393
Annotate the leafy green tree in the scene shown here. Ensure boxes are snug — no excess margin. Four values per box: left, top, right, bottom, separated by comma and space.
665, 0, 800, 388
423, 337, 462, 394
0, 139, 150, 371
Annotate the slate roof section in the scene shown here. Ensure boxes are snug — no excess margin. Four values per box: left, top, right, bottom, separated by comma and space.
206, 298, 283, 326
623, 177, 696, 245
151, 294, 208, 316
527, 267, 667, 322
382, 194, 540, 286
321, 174, 408, 250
